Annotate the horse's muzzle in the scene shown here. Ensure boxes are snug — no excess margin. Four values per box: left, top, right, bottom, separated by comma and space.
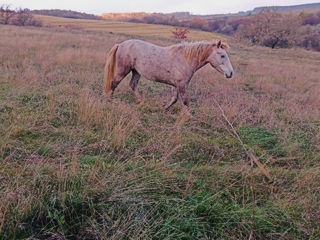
226, 71, 233, 78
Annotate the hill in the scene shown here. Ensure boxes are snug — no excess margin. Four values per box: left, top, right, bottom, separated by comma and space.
31, 9, 102, 20
99, 4, 320, 51
35, 14, 228, 41
251, 2, 320, 14
101, 3, 320, 21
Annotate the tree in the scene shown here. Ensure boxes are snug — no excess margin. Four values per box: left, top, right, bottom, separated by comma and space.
189, 17, 209, 31
0, 5, 15, 24
0, 6, 42, 27
236, 9, 300, 48
11, 8, 33, 26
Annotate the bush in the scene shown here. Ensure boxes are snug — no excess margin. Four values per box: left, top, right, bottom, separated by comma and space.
301, 13, 320, 25
172, 27, 190, 39
300, 28, 320, 51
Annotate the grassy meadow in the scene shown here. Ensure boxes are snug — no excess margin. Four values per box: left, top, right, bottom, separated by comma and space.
0, 19, 320, 240
35, 15, 227, 41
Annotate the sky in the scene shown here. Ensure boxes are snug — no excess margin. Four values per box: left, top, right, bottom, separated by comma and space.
3, 0, 320, 15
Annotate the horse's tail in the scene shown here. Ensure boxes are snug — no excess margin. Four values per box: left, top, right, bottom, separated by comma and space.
104, 44, 119, 94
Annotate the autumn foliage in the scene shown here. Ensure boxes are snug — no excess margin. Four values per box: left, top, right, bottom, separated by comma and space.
236, 9, 300, 48
172, 27, 190, 39
100, 8, 320, 51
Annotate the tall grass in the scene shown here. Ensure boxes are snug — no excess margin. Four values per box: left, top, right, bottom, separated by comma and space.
0, 24, 319, 239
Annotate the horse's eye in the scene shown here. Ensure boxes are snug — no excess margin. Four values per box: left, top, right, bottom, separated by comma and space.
221, 55, 225, 58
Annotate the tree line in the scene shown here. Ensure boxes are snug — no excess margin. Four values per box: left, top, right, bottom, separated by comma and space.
104, 10, 320, 51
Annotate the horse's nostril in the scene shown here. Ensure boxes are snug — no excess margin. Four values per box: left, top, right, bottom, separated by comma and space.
226, 72, 233, 78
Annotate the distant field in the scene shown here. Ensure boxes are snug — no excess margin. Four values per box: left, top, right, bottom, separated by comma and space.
35, 14, 227, 41
0, 22, 319, 240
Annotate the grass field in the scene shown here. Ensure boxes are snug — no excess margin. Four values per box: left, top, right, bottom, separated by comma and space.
35, 15, 227, 41
0, 19, 320, 240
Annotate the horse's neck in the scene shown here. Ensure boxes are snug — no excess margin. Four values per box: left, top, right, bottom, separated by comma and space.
191, 58, 209, 73
192, 47, 212, 72
195, 60, 209, 71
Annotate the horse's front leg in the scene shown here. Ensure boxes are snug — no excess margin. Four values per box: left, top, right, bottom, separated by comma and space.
177, 85, 192, 116
163, 87, 178, 110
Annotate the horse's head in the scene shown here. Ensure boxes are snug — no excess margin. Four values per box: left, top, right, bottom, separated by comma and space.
208, 40, 234, 78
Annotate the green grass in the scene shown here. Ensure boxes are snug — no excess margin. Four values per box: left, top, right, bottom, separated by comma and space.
0, 161, 299, 239
239, 126, 284, 157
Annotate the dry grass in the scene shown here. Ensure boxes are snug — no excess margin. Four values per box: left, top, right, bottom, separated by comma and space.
35, 14, 228, 41
0, 23, 319, 239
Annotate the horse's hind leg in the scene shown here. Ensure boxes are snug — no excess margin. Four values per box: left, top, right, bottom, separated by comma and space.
129, 69, 142, 103
108, 69, 130, 101
107, 75, 124, 101
163, 87, 178, 110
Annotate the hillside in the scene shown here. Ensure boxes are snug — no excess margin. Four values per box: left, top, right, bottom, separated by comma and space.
21, 2, 320, 23
31, 9, 102, 20
251, 2, 320, 14
101, 2, 320, 21
35, 14, 228, 41
0, 19, 320, 239
97, 3, 320, 51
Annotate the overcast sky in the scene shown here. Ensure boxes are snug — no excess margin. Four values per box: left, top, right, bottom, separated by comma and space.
3, 0, 320, 15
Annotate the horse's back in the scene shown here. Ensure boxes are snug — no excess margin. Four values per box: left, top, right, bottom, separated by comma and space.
116, 39, 189, 84
120, 39, 161, 49
118, 39, 165, 58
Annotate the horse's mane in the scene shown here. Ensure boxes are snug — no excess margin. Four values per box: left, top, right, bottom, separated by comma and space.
169, 40, 229, 65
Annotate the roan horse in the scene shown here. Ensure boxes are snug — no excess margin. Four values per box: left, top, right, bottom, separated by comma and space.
104, 39, 234, 111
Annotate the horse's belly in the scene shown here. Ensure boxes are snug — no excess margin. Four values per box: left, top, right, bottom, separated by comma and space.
136, 64, 178, 86
144, 71, 175, 85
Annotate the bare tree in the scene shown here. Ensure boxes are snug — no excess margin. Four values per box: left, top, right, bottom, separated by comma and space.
0, 5, 16, 24
11, 8, 41, 26
0, 6, 42, 27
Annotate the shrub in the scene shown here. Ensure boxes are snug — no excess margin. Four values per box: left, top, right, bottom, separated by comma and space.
301, 13, 320, 25
300, 29, 320, 51
172, 27, 190, 39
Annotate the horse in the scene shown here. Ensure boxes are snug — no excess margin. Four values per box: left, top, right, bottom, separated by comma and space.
104, 39, 234, 111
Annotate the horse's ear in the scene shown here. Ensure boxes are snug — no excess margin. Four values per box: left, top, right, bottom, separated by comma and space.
217, 40, 222, 48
